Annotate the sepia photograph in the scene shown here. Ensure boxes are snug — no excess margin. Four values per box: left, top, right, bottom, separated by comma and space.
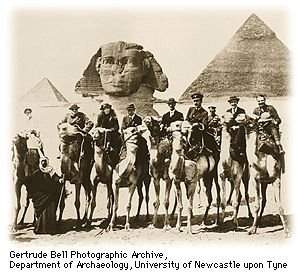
5, 1, 294, 252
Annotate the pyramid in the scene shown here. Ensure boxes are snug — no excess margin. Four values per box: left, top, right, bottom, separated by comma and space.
180, 14, 289, 101
21, 78, 69, 107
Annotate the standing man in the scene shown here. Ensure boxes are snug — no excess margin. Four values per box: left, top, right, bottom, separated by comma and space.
253, 94, 284, 155
59, 104, 94, 158
121, 103, 142, 131
161, 98, 184, 136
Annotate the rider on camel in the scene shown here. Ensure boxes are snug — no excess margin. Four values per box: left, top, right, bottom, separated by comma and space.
252, 94, 284, 156
58, 104, 94, 160
95, 102, 121, 168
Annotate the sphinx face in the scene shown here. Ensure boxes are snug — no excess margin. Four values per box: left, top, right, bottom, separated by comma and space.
97, 42, 145, 96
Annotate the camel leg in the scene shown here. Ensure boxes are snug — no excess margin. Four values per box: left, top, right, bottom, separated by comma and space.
151, 178, 160, 228
74, 182, 82, 228
219, 172, 227, 225
144, 174, 151, 218
108, 178, 119, 231
174, 180, 183, 232
258, 182, 268, 227
19, 191, 30, 225
13, 180, 22, 230
213, 167, 221, 225
242, 165, 253, 219
125, 182, 137, 231
106, 182, 114, 220
248, 177, 261, 235
82, 186, 92, 226
232, 175, 242, 228
88, 179, 98, 225
186, 180, 196, 234
58, 186, 66, 223
163, 178, 172, 231
136, 182, 144, 218
197, 179, 202, 208
202, 176, 213, 226
227, 180, 234, 206
272, 177, 289, 237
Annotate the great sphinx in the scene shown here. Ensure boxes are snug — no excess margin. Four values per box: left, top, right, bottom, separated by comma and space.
75, 41, 168, 116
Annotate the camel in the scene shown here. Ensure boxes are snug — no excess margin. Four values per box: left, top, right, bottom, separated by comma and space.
182, 121, 220, 227
168, 122, 197, 233
248, 119, 289, 237
12, 133, 43, 231
142, 116, 173, 230
88, 127, 114, 224
57, 123, 94, 228
218, 113, 253, 227
108, 125, 150, 231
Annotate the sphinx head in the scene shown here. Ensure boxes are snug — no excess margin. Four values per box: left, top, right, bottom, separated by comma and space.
82, 41, 168, 97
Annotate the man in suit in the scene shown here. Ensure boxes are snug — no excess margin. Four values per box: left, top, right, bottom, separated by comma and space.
225, 96, 247, 163
161, 98, 184, 137
226, 96, 246, 118
121, 103, 142, 131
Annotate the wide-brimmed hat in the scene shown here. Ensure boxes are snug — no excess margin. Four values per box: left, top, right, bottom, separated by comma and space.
228, 96, 240, 103
24, 107, 32, 114
191, 92, 203, 100
127, 103, 136, 110
69, 104, 80, 111
167, 98, 177, 105
258, 112, 272, 123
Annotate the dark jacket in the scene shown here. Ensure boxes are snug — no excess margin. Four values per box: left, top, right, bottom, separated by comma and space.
186, 106, 208, 128
24, 170, 61, 217
96, 111, 120, 132
226, 106, 246, 118
61, 112, 94, 132
121, 114, 142, 131
161, 110, 184, 128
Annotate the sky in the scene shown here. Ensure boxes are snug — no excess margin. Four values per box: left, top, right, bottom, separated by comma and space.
11, 7, 287, 101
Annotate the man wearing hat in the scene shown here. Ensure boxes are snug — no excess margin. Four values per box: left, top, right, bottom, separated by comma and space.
186, 92, 208, 128
253, 95, 284, 155
226, 96, 246, 118
207, 106, 222, 155
121, 103, 143, 131
225, 96, 248, 163
161, 98, 184, 136
59, 104, 94, 158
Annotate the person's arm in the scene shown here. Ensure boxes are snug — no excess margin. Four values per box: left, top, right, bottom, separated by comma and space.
121, 117, 127, 132
83, 114, 94, 132
201, 111, 208, 129
185, 108, 192, 122
269, 106, 282, 125
112, 117, 120, 132
178, 112, 184, 121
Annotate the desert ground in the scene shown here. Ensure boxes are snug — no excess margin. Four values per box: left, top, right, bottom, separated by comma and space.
9, 97, 292, 245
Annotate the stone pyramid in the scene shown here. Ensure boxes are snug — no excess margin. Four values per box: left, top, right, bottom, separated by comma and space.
180, 14, 289, 101
21, 78, 69, 106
